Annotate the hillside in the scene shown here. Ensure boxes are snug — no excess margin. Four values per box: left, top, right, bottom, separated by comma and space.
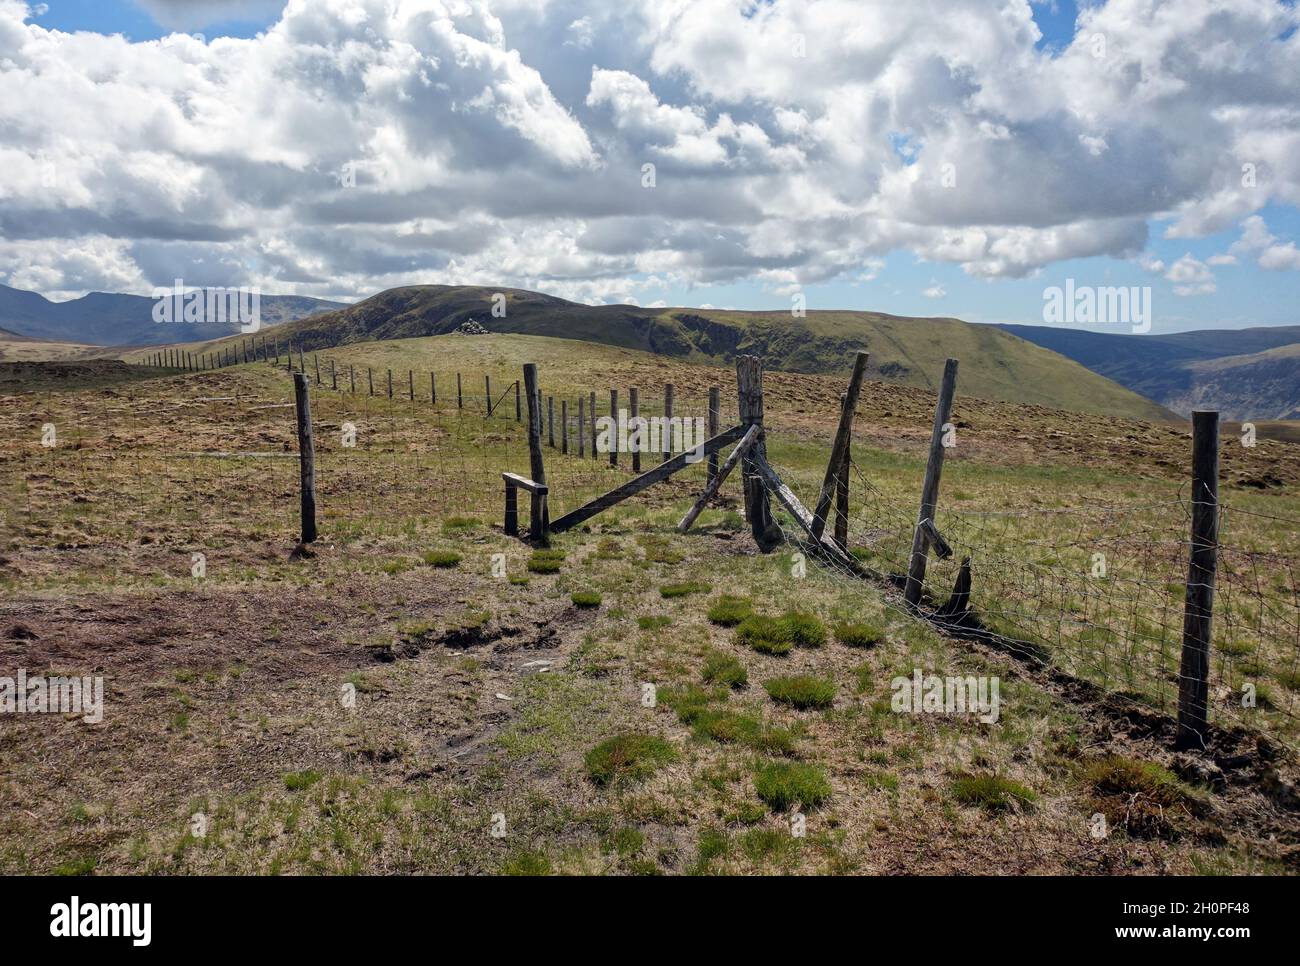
0, 283, 347, 346
1000, 322, 1300, 420
268, 285, 1174, 421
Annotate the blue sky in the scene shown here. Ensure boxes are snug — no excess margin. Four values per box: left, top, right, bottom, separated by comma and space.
9, 1, 1300, 335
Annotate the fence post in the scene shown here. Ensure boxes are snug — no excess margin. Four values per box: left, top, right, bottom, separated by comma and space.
578, 396, 586, 458
904, 359, 959, 607
350, 365, 356, 394
387, 369, 393, 400
609, 389, 618, 467
314, 354, 320, 385
431, 372, 436, 405
736, 356, 777, 550
561, 400, 569, 455
515, 381, 521, 421
708, 386, 720, 485
298, 345, 305, 374
274, 342, 280, 366
630, 388, 641, 472
835, 408, 850, 551
331, 359, 337, 391
523, 363, 548, 539
547, 396, 555, 447
408, 370, 414, 401
812, 350, 869, 539
1176, 411, 1220, 750
663, 383, 674, 463
368, 367, 374, 396
293, 372, 318, 544
486, 375, 493, 415
589, 391, 597, 459
457, 373, 463, 409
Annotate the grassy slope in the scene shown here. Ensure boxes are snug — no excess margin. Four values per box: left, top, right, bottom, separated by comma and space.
249, 285, 1174, 422
1175, 344, 1300, 420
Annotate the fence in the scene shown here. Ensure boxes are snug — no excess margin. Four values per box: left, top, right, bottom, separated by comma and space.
19, 342, 1299, 756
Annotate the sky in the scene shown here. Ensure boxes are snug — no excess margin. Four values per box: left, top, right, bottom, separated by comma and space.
2, 0, 1299, 335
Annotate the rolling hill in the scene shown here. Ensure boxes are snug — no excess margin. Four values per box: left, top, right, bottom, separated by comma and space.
0, 283, 347, 346
266, 285, 1174, 421
1000, 323, 1300, 420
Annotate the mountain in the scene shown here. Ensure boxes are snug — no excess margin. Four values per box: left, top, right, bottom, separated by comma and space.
269, 284, 1174, 421
998, 323, 1300, 420
0, 283, 347, 346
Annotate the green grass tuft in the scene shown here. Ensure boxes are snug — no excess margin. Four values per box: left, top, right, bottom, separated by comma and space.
780, 610, 827, 648
585, 733, 678, 785
951, 773, 1037, 812
283, 769, 324, 791
736, 615, 794, 655
527, 549, 565, 574
501, 849, 552, 875
1081, 756, 1196, 837
422, 549, 462, 568
834, 621, 884, 649
707, 595, 755, 626
660, 580, 712, 599
701, 650, 748, 689
753, 760, 832, 811
571, 591, 602, 608
763, 674, 837, 710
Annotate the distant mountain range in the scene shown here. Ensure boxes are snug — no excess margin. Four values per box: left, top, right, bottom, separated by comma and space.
0, 283, 346, 346
998, 324, 1300, 421
264, 284, 1173, 421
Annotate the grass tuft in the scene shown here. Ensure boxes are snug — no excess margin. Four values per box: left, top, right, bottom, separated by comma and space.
753, 760, 832, 811
735, 615, 793, 655
1081, 756, 1196, 837
951, 773, 1037, 812
701, 650, 748, 689
571, 591, 602, 608
707, 595, 755, 627
763, 674, 837, 710
781, 610, 827, 648
422, 549, 462, 568
527, 549, 565, 574
585, 733, 678, 785
660, 581, 712, 599
834, 621, 884, 649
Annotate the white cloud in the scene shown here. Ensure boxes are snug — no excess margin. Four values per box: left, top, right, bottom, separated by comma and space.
0, 0, 1298, 303
922, 283, 946, 299
1165, 253, 1217, 296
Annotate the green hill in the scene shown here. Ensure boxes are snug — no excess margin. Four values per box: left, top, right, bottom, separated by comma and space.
268, 285, 1174, 421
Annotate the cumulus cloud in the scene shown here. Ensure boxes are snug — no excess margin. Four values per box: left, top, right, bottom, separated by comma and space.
0, 0, 1298, 303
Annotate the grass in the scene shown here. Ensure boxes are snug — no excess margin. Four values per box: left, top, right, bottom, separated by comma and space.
701, 650, 748, 689
422, 549, 462, 568
694, 711, 798, 755
782, 611, 827, 648
571, 591, 602, 608
660, 581, 712, 599
834, 621, 884, 649
951, 773, 1037, 812
736, 615, 794, 655
637, 615, 672, 630
763, 675, 836, 710
753, 761, 832, 811
1081, 756, 1197, 837
283, 770, 324, 792
707, 595, 755, 626
584, 734, 679, 786
527, 549, 565, 574
501, 849, 552, 876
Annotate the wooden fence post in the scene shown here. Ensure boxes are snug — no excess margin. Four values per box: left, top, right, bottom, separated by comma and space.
835, 415, 850, 551
293, 372, 318, 544
408, 370, 414, 401
663, 383, 674, 463
515, 381, 521, 421
1176, 411, 1220, 750
298, 345, 305, 374
812, 351, 869, 539
609, 389, 619, 467
630, 388, 641, 472
736, 356, 778, 550
578, 396, 586, 457
274, 341, 280, 366
314, 354, 320, 385
331, 359, 337, 391
708, 386, 720, 485
457, 373, 463, 409
523, 364, 548, 539
368, 367, 374, 396
387, 369, 393, 400
430, 372, 436, 405
589, 391, 597, 459
904, 359, 959, 607
350, 365, 356, 394
547, 396, 555, 448
561, 400, 569, 455
486, 375, 493, 415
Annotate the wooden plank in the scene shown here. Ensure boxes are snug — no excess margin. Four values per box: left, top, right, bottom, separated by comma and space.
678, 424, 759, 533
502, 472, 548, 495
751, 456, 857, 571
905, 359, 959, 606
550, 425, 746, 533
1176, 410, 1219, 750
811, 351, 869, 538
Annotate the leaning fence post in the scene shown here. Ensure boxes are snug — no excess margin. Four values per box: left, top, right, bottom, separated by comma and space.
708, 386, 720, 485
1176, 410, 1220, 750
523, 363, 549, 539
812, 350, 869, 539
904, 359, 959, 607
293, 372, 318, 544
834, 413, 850, 551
